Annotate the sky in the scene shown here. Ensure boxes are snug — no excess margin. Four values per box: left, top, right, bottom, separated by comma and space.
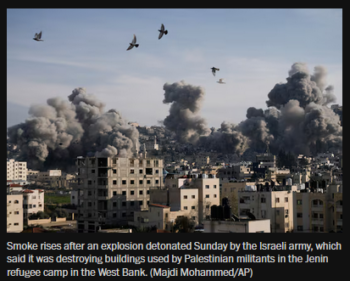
7, 8, 342, 129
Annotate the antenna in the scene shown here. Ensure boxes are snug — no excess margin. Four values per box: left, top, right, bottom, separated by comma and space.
266, 140, 270, 154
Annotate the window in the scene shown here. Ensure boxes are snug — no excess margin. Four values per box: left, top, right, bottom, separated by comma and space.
155, 180, 159, 184
285, 197, 288, 203
147, 180, 151, 184
206, 195, 209, 198
214, 194, 217, 198
122, 191, 126, 196
214, 185, 217, 189
14, 223, 19, 226
139, 201, 143, 206
113, 202, 117, 207
113, 169, 117, 174
130, 190, 134, 195
297, 213, 302, 218
192, 195, 195, 199
122, 202, 126, 207
14, 211, 19, 215
206, 205, 210, 209
92, 169, 95, 173
113, 180, 117, 185
88, 202, 92, 207
122, 180, 126, 185
130, 180, 134, 185
139, 180, 143, 184
192, 216, 196, 220
156, 170, 159, 174
261, 198, 266, 203
139, 190, 143, 195
184, 195, 188, 199
147, 190, 150, 195
184, 206, 188, 210
191, 206, 195, 210
276, 210, 280, 216
297, 226, 303, 231
113, 213, 117, 218
130, 201, 134, 206
14, 200, 19, 204
297, 199, 302, 205
320, 213, 324, 219
205, 185, 209, 189
122, 212, 126, 217
130, 169, 134, 174
139, 169, 143, 174
276, 198, 280, 203
113, 191, 117, 196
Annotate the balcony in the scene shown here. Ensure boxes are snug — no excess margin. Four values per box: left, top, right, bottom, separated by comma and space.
311, 219, 324, 225
311, 206, 323, 211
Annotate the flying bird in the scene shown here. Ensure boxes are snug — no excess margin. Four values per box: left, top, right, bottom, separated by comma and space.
211, 67, 219, 76
33, 31, 43, 41
158, 24, 168, 39
217, 79, 226, 84
127, 34, 139, 50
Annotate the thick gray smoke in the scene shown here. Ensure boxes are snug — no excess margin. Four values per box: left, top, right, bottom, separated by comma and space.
262, 63, 342, 155
198, 122, 248, 155
162, 81, 211, 143
7, 88, 140, 170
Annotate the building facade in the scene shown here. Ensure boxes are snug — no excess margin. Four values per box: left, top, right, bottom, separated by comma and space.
7, 159, 27, 181
76, 157, 163, 233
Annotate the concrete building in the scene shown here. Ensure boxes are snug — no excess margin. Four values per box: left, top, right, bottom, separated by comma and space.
75, 156, 163, 233
7, 159, 27, 181
150, 175, 220, 224
203, 219, 271, 233
22, 189, 45, 220
27, 170, 75, 188
256, 153, 276, 169
7, 192, 24, 233
293, 184, 343, 233
238, 184, 298, 233
217, 165, 252, 181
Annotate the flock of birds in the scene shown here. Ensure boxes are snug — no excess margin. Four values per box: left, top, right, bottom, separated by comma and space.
33, 23, 226, 84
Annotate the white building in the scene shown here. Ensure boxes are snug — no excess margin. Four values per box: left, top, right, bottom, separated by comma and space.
7, 192, 23, 233
238, 184, 298, 233
7, 159, 27, 181
22, 189, 45, 220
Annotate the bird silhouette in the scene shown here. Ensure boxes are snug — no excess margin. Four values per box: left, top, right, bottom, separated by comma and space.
127, 34, 139, 50
217, 78, 226, 84
211, 67, 219, 76
158, 24, 168, 39
33, 31, 43, 41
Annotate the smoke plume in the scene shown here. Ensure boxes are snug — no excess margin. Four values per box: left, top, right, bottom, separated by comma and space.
7, 88, 140, 170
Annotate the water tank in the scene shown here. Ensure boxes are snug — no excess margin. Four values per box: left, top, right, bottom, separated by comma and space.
202, 174, 208, 179
305, 182, 309, 188
212, 174, 216, 178
217, 205, 224, 220
211, 205, 218, 219
223, 205, 231, 219
286, 178, 292, 186
222, 197, 229, 206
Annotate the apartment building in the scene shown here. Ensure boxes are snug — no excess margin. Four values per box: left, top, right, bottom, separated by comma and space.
7, 192, 23, 233
238, 184, 297, 233
150, 174, 220, 224
7, 159, 27, 181
293, 184, 343, 233
22, 189, 45, 220
75, 156, 163, 233
256, 153, 276, 169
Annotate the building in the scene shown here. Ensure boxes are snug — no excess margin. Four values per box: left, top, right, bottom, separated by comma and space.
203, 219, 271, 233
75, 156, 164, 233
238, 184, 297, 233
293, 184, 342, 233
256, 153, 276, 169
7, 159, 27, 181
150, 174, 220, 224
7, 192, 23, 233
22, 189, 45, 220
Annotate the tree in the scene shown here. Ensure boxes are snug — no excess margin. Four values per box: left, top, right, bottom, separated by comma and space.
172, 216, 195, 233
28, 211, 50, 220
